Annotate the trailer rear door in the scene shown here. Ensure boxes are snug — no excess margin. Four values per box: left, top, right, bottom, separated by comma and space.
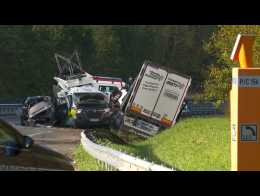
151, 72, 191, 127
129, 65, 167, 117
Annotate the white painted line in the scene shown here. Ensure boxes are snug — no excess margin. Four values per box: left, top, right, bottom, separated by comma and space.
29, 130, 52, 137
230, 34, 242, 60
34, 138, 78, 143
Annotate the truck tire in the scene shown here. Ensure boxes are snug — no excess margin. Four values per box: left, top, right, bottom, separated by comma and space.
110, 111, 124, 131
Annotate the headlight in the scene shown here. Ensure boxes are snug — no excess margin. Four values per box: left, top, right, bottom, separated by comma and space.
104, 108, 110, 113
77, 109, 82, 114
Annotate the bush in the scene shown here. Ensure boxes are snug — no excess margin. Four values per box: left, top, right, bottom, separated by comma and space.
203, 65, 231, 108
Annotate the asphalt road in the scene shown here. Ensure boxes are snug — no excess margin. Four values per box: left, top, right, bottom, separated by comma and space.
1, 115, 82, 160
17, 126, 82, 159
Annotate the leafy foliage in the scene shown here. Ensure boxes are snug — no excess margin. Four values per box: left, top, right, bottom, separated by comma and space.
0, 25, 216, 99
203, 66, 231, 107
204, 25, 260, 66
202, 25, 260, 102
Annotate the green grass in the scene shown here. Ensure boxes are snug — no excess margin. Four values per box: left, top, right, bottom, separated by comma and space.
74, 116, 231, 171
74, 145, 104, 171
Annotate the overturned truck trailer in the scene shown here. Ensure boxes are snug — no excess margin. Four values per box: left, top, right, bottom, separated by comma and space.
112, 61, 191, 137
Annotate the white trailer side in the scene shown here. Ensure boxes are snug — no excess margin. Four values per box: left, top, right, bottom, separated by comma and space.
151, 72, 191, 127
121, 61, 191, 137
129, 65, 168, 117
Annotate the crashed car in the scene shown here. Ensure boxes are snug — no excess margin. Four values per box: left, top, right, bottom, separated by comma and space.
74, 91, 111, 128
20, 96, 55, 126
52, 51, 128, 128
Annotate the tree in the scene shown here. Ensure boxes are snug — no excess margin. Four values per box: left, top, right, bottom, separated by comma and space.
203, 66, 231, 104
0, 25, 217, 99
203, 25, 260, 103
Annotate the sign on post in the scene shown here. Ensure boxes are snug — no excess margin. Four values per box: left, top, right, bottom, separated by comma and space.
240, 124, 257, 142
230, 33, 260, 171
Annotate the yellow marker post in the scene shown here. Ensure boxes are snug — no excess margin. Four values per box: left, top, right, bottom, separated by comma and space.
230, 33, 255, 68
230, 33, 260, 170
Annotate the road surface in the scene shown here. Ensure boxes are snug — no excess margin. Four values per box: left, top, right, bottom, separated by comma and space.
16, 125, 82, 159
1, 115, 82, 160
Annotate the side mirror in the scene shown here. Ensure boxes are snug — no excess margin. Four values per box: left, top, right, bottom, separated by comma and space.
24, 136, 34, 149
4, 141, 20, 157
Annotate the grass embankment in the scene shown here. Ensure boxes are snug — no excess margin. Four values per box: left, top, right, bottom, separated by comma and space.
74, 116, 230, 171
74, 145, 102, 171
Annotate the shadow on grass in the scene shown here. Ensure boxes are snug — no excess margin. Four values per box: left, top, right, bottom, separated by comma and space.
126, 143, 181, 170
89, 128, 180, 170
86, 128, 127, 145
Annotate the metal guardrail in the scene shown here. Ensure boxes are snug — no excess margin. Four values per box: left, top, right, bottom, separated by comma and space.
0, 104, 22, 116
81, 131, 174, 171
0, 101, 224, 117
181, 102, 226, 116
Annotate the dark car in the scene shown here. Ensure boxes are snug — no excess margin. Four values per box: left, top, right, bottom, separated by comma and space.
0, 119, 74, 170
20, 96, 55, 126
74, 92, 111, 128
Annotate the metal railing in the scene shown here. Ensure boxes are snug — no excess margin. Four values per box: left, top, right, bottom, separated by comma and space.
181, 102, 226, 116
0, 104, 22, 116
81, 131, 174, 171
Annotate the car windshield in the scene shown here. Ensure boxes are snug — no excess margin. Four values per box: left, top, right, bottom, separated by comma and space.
75, 93, 108, 108
0, 119, 24, 147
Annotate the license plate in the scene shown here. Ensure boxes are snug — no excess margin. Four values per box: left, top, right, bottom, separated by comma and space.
89, 118, 100, 122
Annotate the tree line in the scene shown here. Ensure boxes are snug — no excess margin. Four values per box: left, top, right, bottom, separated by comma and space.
0, 25, 245, 103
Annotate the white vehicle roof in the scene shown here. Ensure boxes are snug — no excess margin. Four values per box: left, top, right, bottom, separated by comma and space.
68, 84, 99, 94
